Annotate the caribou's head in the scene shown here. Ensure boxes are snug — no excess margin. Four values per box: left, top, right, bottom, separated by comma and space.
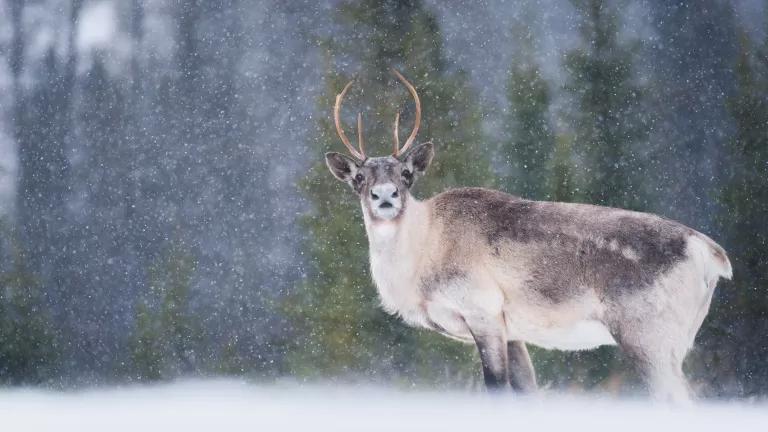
326, 69, 434, 222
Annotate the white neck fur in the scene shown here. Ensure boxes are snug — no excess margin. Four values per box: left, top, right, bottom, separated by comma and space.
361, 195, 431, 320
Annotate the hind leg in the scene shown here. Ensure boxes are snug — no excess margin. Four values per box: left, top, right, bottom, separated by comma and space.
609, 271, 715, 403
648, 363, 690, 404
616, 331, 692, 403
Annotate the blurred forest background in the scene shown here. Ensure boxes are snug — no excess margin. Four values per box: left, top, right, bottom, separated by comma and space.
0, 0, 766, 398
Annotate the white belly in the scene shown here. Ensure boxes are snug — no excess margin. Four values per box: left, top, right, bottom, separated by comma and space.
509, 319, 616, 351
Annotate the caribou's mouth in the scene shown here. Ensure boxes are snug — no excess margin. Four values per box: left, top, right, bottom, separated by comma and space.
370, 199, 402, 221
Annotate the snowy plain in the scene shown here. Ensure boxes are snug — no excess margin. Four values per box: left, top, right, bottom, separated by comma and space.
1, 379, 767, 432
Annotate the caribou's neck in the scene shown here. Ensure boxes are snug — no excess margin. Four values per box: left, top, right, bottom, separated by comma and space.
362, 195, 432, 323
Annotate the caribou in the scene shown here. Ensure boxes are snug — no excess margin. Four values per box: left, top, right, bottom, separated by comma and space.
324, 69, 732, 402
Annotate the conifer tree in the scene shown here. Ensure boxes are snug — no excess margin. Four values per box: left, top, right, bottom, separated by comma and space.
564, 0, 649, 210
130, 243, 201, 380
0, 221, 58, 384
130, 302, 164, 381
288, 0, 494, 386
701, 31, 768, 396
8, 0, 84, 377
548, 136, 579, 202
502, 18, 556, 200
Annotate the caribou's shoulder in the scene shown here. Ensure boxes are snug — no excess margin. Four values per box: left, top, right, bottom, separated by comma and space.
429, 187, 526, 219
429, 188, 552, 241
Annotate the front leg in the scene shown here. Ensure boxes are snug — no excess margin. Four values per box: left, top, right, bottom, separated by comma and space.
507, 341, 537, 393
465, 315, 509, 391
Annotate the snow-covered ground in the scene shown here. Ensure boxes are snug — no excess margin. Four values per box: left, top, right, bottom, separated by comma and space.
1, 379, 766, 431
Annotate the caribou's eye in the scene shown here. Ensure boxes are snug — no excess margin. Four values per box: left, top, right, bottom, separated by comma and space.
354, 173, 364, 182
402, 169, 412, 179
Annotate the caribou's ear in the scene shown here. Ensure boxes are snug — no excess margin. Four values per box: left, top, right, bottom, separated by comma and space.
325, 152, 360, 182
402, 142, 434, 175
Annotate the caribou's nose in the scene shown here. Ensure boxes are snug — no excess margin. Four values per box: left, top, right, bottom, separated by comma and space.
371, 183, 398, 201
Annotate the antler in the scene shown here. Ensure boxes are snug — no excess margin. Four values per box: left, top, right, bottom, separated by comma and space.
334, 80, 366, 160
391, 69, 421, 156
393, 112, 400, 155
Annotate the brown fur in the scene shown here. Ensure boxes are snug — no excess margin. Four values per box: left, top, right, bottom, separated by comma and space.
430, 187, 689, 303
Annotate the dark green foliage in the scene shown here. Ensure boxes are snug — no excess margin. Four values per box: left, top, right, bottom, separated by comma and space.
695, 32, 768, 396
286, 0, 493, 386
504, 65, 554, 199
563, 0, 649, 210
130, 243, 201, 381
130, 302, 164, 381
548, 135, 579, 203
0, 221, 59, 385
502, 25, 556, 200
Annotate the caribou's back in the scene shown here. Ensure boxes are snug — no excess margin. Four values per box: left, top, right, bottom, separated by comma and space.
429, 187, 725, 303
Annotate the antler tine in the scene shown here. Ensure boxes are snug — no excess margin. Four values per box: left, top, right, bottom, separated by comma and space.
334, 80, 365, 160
393, 112, 400, 155
391, 69, 421, 156
357, 112, 365, 158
